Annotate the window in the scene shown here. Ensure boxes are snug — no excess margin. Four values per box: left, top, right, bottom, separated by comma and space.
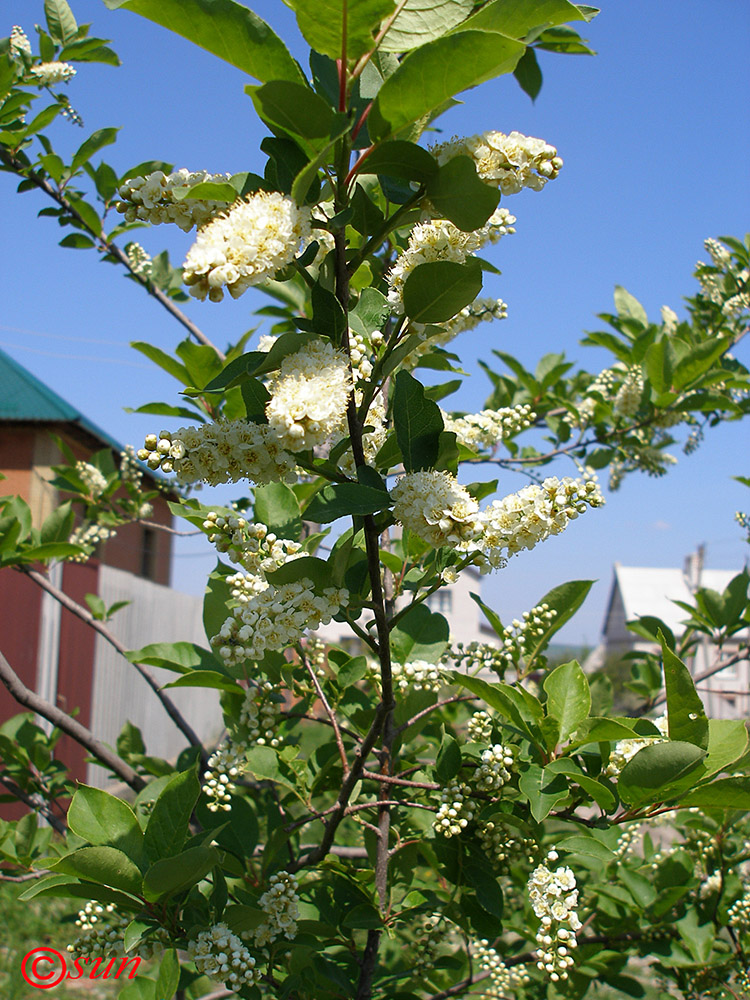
140, 526, 157, 580
426, 590, 453, 614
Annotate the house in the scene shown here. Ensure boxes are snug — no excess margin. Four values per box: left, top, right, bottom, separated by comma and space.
585, 550, 749, 719
0, 347, 217, 795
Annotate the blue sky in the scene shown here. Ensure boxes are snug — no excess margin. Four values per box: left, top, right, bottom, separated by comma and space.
1, 0, 749, 646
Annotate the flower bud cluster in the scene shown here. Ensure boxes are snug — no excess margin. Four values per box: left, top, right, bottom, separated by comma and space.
68, 522, 114, 561
125, 241, 153, 276
202, 740, 247, 812
202, 511, 302, 576
239, 681, 280, 748
266, 339, 353, 452
496, 604, 558, 667
442, 404, 534, 452
467, 711, 493, 743
10, 26, 32, 57
340, 392, 388, 476
472, 939, 530, 996
392, 659, 445, 694
392, 470, 480, 550
434, 779, 474, 837
29, 61, 76, 85
188, 923, 260, 989
119, 445, 144, 488
254, 871, 300, 946
728, 887, 750, 930
76, 461, 108, 498
528, 851, 582, 982
413, 913, 444, 971
349, 330, 383, 381
69, 901, 166, 961
476, 477, 605, 571
211, 579, 348, 667
387, 211, 515, 315
606, 715, 668, 778
478, 821, 536, 870
116, 169, 232, 231
183, 191, 311, 301
408, 297, 508, 363
449, 641, 508, 676
138, 424, 297, 488
431, 130, 562, 196
474, 744, 515, 792
613, 367, 644, 417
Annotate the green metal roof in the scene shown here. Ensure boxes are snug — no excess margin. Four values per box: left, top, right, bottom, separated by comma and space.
0, 347, 123, 452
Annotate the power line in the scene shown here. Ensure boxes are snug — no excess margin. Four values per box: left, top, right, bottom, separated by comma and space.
0, 341, 150, 369
0, 323, 125, 346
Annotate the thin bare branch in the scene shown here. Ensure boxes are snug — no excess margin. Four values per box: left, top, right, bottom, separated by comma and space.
0, 649, 145, 792
0, 775, 66, 834
361, 769, 439, 790
395, 696, 474, 736
19, 566, 206, 759
297, 644, 349, 774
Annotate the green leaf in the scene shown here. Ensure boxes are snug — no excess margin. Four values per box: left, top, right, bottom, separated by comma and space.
402, 258, 483, 324
143, 767, 201, 861
266, 555, 332, 591
618, 742, 706, 807
518, 763, 569, 821
72, 127, 119, 171
618, 867, 656, 909
661, 636, 708, 750
391, 603, 450, 663
456, 0, 586, 39
125, 641, 223, 674
393, 370, 445, 472
103, 0, 305, 84
311, 282, 347, 339
464, 861, 504, 918
162, 670, 241, 693
342, 903, 383, 929
380, 0, 474, 51
45, 0, 78, 44
142, 845, 219, 901
426, 156, 500, 232
68, 786, 145, 866
369, 30, 525, 142
49, 847, 143, 895
521, 580, 594, 667
543, 660, 591, 743
449, 672, 543, 744
567, 716, 638, 748
469, 592, 505, 639
513, 45, 542, 99
355, 140, 438, 183
40, 501, 74, 544
349, 287, 390, 336
254, 482, 301, 539
244, 745, 279, 781
672, 337, 733, 390
613, 285, 648, 327
305, 483, 391, 523
291, 115, 352, 203
643, 340, 673, 397
154, 949, 180, 1000
288, 0, 397, 61
250, 80, 335, 141
435, 729, 462, 782
203, 562, 234, 644
681, 776, 750, 810
59, 234, 97, 249
130, 342, 190, 385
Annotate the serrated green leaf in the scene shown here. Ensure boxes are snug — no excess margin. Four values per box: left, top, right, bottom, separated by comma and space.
426, 156, 499, 232
143, 767, 200, 861
543, 660, 591, 743
661, 635, 708, 750
393, 371, 444, 472
402, 259, 483, 324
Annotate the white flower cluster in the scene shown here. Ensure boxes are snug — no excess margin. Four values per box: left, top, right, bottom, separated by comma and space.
476, 476, 605, 571
386, 210, 515, 315
434, 779, 474, 837
254, 871, 300, 947
605, 715, 668, 778
728, 887, 750, 930
431, 130, 562, 196
138, 424, 296, 487
211, 579, 348, 667
698, 871, 723, 900
613, 367, 644, 417
474, 744, 515, 792
392, 471, 480, 550
696, 238, 750, 318
203, 512, 302, 576
472, 940, 530, 997
75, 461, 108, 498
496, 604, 558, 667
391, 659, 445, 693
528, 851, 582, 982
68, 522, 114, 561
10, 26, 31, 56
266, 339, 353, 452
467, 710, 493, 743
239, 681, 280, 748
188, 923, 260, 989
409, 297, 508, 362
202, 741, 247, 812
183, 191, 311, 301
442, 404, 534, 451
119, 445, 143, 488
661, 305, 679, 333
478, 821, 536, 870
125, 241, 152, 276
116, 169, 232, 231
29, 61, 76, 85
